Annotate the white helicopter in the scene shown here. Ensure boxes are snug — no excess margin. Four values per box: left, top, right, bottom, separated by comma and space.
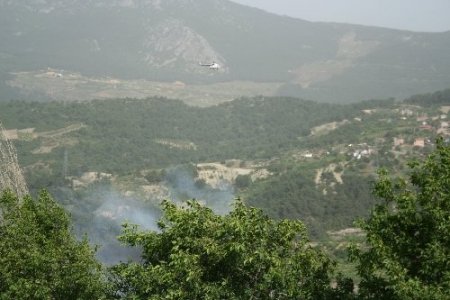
199, 61, 220, 70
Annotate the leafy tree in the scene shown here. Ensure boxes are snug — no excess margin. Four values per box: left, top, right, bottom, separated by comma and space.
0, 190, 107, 299
349, 139, 450, 299
111, 199, 350, 299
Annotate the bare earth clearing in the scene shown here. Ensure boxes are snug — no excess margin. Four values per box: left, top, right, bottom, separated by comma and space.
310, 120, 350, 136
3, 123, 86, 154
197, 161, 271, 189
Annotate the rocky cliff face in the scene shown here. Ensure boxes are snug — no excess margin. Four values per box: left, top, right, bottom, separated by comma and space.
142, 18, 227, 73
0, 122, 28, 198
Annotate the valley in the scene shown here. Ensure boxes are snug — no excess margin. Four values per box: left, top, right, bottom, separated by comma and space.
1, 90, 448, 246
8, 69, 281, 106
0, 0, 449, 296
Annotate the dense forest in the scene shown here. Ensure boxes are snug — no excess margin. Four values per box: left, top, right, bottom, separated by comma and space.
404, 88, 450, 106
0, 96, 359, 172
0, 95, 402, 184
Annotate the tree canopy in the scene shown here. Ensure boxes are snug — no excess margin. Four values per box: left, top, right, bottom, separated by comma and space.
350, 138, 450, 299
0, 190, 107, 299
111, 199, 350, 299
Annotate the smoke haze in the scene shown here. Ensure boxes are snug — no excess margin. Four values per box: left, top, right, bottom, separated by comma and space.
69, 166, 235, 264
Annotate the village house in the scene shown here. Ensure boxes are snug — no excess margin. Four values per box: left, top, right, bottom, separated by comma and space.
419, 124, 433, 131
393, 137, 404, 147
417, 114, 428, 122
414, 138, 425, 148
400, 108, 414, 116
437, 121, 449, 136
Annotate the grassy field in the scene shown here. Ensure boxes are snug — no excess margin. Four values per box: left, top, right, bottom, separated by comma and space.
8, 69, 282, 106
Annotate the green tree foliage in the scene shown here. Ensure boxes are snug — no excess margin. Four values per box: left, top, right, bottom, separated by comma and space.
0, 190, 107, 299
111, 200, 350, 299
246, 168, 376, 238
350, 139, 450, 299
0, 97, 357, 178
404, 88, 450, 106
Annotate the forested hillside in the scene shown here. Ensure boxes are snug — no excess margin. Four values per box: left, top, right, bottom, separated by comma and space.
0, 97, 357, 174
1, 91, 448, 240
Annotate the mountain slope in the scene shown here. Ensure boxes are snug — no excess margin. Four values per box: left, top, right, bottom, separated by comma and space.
0, 0, 449, 103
